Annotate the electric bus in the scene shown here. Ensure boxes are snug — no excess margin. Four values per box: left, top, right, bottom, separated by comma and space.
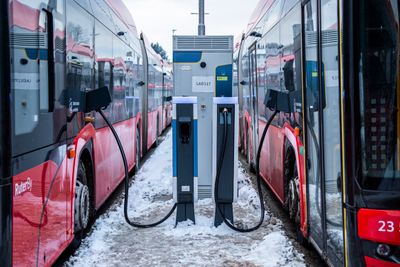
161, 65, 173, 131
0, 0, 171, 266
140, 33, 170, 151
235, 0, 400, 266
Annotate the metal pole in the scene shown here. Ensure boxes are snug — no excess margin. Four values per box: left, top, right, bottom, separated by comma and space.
198, 0, 205, 35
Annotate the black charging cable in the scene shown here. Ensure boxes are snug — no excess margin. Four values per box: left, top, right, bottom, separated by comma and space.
214, 108, 278, 232
98, 109, 176, 228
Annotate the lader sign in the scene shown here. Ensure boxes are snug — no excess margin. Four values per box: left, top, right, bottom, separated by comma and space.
192, 76, 214, 93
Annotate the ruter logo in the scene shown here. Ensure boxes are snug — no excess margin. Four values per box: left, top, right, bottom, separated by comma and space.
15, 177, 32, 196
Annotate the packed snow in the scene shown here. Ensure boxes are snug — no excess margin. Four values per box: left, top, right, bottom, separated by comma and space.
66, 130, 305, 267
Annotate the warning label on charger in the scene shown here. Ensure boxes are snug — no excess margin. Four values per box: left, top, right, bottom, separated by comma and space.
192, 76, 214, 93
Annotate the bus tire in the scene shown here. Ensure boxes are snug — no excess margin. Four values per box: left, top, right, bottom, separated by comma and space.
71, 160, 91, 249
284, 144, 307, 245
283, 146, 294, 212
155, 117, 160, 147
135, 128, 141, 173
246, 127, 256, 173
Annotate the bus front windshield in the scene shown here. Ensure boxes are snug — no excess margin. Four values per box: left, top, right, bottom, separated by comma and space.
357, 0, 400, 191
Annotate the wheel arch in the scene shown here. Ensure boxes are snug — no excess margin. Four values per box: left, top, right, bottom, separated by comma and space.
283, 124, 308, 237
76, 139, 96, 217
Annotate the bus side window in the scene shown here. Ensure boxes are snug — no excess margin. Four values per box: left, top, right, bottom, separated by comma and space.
280, 6, 301, 93
282, 60, 295, 92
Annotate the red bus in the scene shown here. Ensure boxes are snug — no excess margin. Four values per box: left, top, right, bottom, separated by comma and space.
140, 33, 172, 152
161, 65, 173, 131
0, 0, 171, 266
236, 0, 400, 266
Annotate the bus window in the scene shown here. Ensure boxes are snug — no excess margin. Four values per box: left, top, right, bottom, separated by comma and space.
112, 37, 129, 123
280, 5, 301, 92
263, 26, 281, 125
241, 44, 250, 113
66, 1, 94, 133
303, 0, 325, 250
357, 0, 400, 191
321, 0, 343, 262
12, 0, 67, 155
93, 20, 113, 128
281, 0, 298, 17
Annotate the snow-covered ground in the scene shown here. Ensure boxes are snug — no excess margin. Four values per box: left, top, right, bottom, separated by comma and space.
66, 131, 305, 267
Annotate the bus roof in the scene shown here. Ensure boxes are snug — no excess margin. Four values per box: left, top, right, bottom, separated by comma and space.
245, 0, 275, 36
105, 0, 138, 38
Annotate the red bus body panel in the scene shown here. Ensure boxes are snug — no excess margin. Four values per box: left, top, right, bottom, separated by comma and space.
147, 107, 162, 150
12, 159, 70, 267
92, 118, 139, 209
364, 256, 400, 267
283, 124, 307, 236
258, 121, 285, 203
162, 103, 172, 131
256, 118, 308, 236
358, 209, 400, 246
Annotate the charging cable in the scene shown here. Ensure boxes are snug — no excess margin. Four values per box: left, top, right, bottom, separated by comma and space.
214, 108, 278, 232
98, 109, 176, 228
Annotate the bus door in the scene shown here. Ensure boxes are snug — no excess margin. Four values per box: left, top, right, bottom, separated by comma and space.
302, 0, 344, 265
10, 1, 68, 266
248, 43, 259, 165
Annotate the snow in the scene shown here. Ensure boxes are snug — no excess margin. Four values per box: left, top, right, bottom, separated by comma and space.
65, 130, 305, 267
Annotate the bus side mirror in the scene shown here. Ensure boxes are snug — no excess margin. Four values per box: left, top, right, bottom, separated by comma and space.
84, 86, 112, 113
264, 89, 291, 113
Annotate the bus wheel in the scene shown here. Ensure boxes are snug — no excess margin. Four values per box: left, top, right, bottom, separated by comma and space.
288, 160, 307, 245
135, 129, 141, 173
71, 161, 91, 249
155, 118, 160, 147
288, 169, 298, 221
246, 128, 256, 173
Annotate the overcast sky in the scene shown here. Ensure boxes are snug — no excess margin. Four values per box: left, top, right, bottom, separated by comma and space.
123, 0, 259, 60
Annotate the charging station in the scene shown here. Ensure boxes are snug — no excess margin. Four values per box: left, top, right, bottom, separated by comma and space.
172, 96, 198, 224
173, 35, 233, 199
212, 97, 238, 227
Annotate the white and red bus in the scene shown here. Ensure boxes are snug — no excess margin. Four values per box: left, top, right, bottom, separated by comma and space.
140, 33, 172, 152
0, 0, 172, 266
161, 63, 173, 131
236, 0, 399, 266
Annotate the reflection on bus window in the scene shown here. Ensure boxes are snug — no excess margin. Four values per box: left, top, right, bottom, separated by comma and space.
357, 0, 400, 191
